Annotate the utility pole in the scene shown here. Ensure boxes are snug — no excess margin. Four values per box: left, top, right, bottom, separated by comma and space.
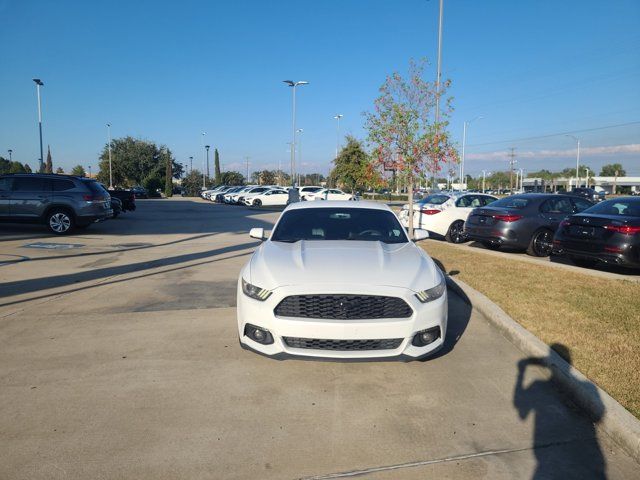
7, 149, 12, 162
189, 156, 193, 173
245, 156, 250, 183
201, 132, 206, 189
507, 148, 517, 193
613, 170, 619, 195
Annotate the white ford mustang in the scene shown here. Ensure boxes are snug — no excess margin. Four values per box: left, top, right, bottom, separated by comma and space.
237, 201, 447, 360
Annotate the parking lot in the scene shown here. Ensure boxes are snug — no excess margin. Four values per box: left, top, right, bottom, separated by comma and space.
1, 198, 638, 479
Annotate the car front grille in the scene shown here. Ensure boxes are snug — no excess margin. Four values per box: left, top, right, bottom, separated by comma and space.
283, 337, 403, 351
274, 294, 412, 320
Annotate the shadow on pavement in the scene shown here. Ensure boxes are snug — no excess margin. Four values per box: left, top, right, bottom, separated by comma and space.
514, 343, 606, 480
0, 241, 257, 305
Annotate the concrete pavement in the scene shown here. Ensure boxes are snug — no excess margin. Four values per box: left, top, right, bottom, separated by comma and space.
0, 198, 638, 479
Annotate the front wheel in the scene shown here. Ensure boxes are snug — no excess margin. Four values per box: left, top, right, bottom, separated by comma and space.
445, 220, 467, 244
46, 209, 74, 235
527, 229, 554, 257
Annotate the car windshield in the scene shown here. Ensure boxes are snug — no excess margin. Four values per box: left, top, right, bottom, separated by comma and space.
488, 196, 531, 209
419, 194, 450, 205
271, 208, 408, 244
584, 198, 640, 217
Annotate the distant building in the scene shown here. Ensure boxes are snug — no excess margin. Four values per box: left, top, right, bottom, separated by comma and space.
522, 176, 640, 194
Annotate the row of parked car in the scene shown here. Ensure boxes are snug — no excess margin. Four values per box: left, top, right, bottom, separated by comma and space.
0, 173, 139, 234
200, 185, 357, 207
399, 191, 640, 271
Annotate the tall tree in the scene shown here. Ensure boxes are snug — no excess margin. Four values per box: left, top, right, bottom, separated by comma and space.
220, 171, 245, 185
258, 170, 276, 185
55, 167, 65, 174
71, 165, 86, 177
214, 148, 221, 184
97, 136, 183, 187
181, 170, 204, 196
45, 146, 53, 173
330, 136, 371, 193
600, 163, 626, 177
364, 60, 458, 236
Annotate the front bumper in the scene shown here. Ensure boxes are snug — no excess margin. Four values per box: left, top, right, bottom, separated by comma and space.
237, 281, 448, 360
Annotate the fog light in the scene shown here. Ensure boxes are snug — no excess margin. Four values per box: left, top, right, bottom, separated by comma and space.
244, 323, 274, 345
412, 327, 441, 347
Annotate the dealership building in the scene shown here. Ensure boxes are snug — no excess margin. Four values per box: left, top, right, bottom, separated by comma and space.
522, 176, 640, 194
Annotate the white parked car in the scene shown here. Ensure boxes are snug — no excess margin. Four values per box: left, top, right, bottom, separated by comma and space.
304, 188, 355, 201
237, 201, 447, 360
297, 186, 324, 199
399, 192, 498, 243
244, 188, 289, 207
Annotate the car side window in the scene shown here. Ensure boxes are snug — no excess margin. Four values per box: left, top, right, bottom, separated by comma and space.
541, 198, 573, 214
571, 198, 592, 212
0, 178, 11, 191
455, 196, 473, 207
481, 196, 497, 206
329, 189, 341, 194
12, 177, 46, 191
52, 179, 75, 191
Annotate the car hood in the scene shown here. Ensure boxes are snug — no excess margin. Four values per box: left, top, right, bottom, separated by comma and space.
248, 240, 440, 292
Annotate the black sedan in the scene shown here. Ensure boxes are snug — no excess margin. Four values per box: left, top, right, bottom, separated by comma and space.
464, 194, 593, 257
553, 197, 640, 269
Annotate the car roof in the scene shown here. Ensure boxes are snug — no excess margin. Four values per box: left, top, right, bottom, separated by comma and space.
285, 200, 391, 212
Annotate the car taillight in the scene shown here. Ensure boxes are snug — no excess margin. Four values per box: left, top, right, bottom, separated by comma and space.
82, 194, 95, 201
604, 225, 640, 235
420, 209, 442, 215
493, 214, 522, 222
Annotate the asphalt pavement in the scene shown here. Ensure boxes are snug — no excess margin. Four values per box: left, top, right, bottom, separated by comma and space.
0, 198, 638, 479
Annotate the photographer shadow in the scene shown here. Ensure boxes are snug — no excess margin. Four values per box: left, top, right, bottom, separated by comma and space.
514, 343, 606, 479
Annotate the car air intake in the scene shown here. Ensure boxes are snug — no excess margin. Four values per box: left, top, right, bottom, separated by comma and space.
274, 294, 412, 320
283, 337, 403, 351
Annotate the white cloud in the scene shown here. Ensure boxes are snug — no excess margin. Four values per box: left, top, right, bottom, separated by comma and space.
467, 144, 640, 161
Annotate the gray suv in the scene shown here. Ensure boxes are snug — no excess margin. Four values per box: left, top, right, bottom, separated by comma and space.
0, 174, 113, 234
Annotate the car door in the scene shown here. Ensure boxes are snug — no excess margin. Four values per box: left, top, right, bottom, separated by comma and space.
10, 176, 52, 218
0, 177, 12, 217
539, 197, 574, 230
328, 189, 346, 200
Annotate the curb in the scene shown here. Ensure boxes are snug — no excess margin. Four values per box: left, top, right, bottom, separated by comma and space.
445, 276, 640, 463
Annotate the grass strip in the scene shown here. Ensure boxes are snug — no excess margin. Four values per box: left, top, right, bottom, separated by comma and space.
422, 240, 640, 419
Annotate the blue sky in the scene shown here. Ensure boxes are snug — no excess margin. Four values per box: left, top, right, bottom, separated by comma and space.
1, 0, 639, 177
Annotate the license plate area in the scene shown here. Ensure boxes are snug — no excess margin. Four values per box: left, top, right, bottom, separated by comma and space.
569, 226, 595, 237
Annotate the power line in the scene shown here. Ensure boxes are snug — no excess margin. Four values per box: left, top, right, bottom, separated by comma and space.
468, 121, 640, 148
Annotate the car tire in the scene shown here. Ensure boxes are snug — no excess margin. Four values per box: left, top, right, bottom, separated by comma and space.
527, 228, 554, 257
46, 209, 75, 235
253, 199, 262, 207
570, 257, 599, 269
482, 241, 501, 250
445, 220, 466, 244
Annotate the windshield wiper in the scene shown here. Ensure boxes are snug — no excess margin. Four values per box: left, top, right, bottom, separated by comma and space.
273, 238, 301, 243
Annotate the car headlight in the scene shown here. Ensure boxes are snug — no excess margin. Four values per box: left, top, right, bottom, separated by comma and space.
242, 278, 272, 301
415, 277, 446, 303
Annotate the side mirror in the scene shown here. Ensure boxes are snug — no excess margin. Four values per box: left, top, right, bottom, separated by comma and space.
249, 227, 266, 241
413, 229, 429, 241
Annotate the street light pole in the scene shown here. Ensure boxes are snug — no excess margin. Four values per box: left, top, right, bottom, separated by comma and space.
189, 156, 193, 173
245, 156, 250, 183
334, 114, 343, 159
33, 78, 44, 172
297, 129, 303, 179
283, 80, 309, 186
107, 123, 113, 188
482, 170, 491, 193
7, 149, 12, 162
205, 145, 210, 186
460, 115, 483, 191
565, 134, 580, 188
433, 0, 444, 188
201, 132, 206, 189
